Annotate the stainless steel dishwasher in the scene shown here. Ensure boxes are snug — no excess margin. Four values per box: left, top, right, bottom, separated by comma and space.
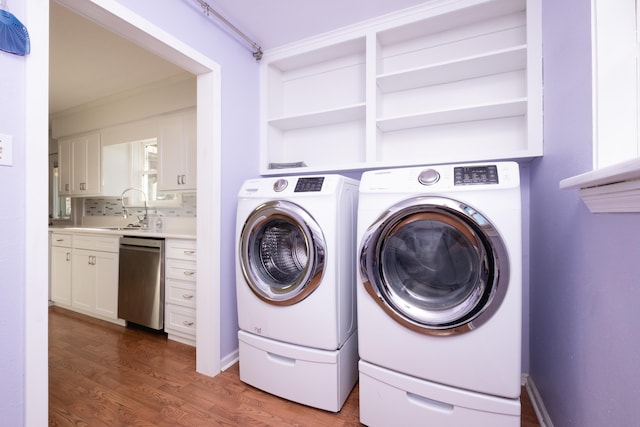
118, 236, 165, 330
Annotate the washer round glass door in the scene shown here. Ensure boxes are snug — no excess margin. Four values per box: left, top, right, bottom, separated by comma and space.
360, 196, 509, 335
239, 200, 326, 305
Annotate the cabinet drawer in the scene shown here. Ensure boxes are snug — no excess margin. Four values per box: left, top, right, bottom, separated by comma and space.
165, 305, 196, 337
73, 234, 119, 252
166, 239, 197, 261
51, 233, 72, 247
166, 259, 197, 282
166, 279, 196, 308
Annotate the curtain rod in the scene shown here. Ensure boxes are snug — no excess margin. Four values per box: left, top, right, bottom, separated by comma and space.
195, 0, 263, 60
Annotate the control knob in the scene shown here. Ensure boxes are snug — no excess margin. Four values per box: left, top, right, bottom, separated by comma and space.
418, 169, 440, 186
273, 179, 288, 192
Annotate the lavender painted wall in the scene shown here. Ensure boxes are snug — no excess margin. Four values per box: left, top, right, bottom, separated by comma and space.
0, 3, 27, 424
531, 0, 640, 425
107, 0, 260, 360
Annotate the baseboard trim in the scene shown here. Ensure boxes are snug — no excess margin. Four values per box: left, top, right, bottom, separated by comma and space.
220, 349, 239, 371
524, 375, 554, 427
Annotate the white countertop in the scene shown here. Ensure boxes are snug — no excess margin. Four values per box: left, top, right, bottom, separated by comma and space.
49, 225, 196, 240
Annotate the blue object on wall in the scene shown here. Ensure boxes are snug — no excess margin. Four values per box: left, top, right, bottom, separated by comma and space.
0, 7, 30, 56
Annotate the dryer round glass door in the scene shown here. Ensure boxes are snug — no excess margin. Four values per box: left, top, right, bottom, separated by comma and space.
360, 196, 509, 335
239, 200, 326, 305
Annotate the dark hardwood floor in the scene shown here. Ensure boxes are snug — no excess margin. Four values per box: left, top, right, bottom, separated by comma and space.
49, 306, 540, 426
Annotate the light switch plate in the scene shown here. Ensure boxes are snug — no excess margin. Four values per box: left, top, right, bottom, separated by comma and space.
0, 133, 13, 166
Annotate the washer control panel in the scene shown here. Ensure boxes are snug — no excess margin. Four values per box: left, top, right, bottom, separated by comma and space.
294, 177, 325, 192
454, 165, 499, 185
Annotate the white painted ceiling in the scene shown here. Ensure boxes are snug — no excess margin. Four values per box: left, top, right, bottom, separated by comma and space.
49, 2, 186, 114
207, 0, 433, 50
49, 0, 431, 114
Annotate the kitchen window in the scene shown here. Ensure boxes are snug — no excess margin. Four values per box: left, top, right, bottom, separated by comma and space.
49, 154, 71, 221
139, 138, 181, 206
559, 0, 640, 213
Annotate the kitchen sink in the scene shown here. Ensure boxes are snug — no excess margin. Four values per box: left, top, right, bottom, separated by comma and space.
63, 226, 149, 232
102, 226, 148, 231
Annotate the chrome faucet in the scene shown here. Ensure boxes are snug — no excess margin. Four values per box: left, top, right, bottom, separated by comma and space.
120, 187, 148, 228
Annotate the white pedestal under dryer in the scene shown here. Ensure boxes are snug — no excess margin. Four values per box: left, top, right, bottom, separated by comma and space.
235, 174, 359, 412
357, 162, 522, 426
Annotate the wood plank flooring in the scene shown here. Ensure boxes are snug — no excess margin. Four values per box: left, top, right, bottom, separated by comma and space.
49, 306, 540, 426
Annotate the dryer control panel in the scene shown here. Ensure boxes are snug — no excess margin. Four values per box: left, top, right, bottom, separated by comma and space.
454, 165, 499, 185
294, 177, 325, 192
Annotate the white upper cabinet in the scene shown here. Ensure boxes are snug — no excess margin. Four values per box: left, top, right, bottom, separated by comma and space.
260, 0, 542, 174
158, 109, 197, 191
58, 132, 102, 196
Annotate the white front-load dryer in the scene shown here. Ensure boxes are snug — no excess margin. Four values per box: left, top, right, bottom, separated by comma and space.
357, 162, 522, 426
235, 174, 359, 412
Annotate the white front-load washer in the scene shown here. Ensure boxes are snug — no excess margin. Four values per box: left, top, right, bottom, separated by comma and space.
235, 174, 359, 412
357, 162, 522, 426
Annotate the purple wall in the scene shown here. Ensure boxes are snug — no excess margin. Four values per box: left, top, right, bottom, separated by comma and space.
0, 2, 27, 424
531, 0, 640, 425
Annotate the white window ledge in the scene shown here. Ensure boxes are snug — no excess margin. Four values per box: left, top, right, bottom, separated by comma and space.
559, 158, 640, 213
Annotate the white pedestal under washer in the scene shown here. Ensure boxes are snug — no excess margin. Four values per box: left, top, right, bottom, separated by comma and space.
357, 162, 522, 426
235, 174, 359, 412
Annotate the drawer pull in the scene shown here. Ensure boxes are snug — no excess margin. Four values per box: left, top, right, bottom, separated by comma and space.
182, 294, 194, 299
56, 238, 65, 242
183, 271, 196, 276
183, 250, 195, 255
182, 320, 194, 326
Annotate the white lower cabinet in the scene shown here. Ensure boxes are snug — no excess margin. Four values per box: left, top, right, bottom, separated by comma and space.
50, 232, 73, 307
70, 234, 120, 322
165, 238, 197, 346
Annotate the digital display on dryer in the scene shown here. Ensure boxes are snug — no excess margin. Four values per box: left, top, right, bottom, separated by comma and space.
454, 165, 499, 185
294, 177, 325, 192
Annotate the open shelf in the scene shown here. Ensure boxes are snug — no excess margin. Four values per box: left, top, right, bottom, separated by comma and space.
377, 45, 527, 93
377, 98, 527, 132
268, 103, 366, 131
259, 0, 541, 175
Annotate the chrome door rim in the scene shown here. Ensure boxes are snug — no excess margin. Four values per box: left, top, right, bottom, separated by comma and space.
240, 200, 326, 305
360, 196, 509, 335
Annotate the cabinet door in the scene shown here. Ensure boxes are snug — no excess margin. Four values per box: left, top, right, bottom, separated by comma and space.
158, 109, 196, 191
72, 133, 101, 195
50, 246, 72, 306
82, 133, 102, 195
71, 249, 119, 319
58, 139, 72, 196
182, 109, 197, 189
59, 132, 102, 196
158, 112, 183, 191
71, 249, 95, 312
93, 251, 119, 320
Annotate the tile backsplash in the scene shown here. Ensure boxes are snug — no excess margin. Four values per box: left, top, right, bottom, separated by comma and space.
84, 192, 197, 218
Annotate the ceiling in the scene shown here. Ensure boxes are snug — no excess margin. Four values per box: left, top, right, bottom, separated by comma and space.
49, 2, 186, 114
208, 0, 433, 50
49, 0, 430, 114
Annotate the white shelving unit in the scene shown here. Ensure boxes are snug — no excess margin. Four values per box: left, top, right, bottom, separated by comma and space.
260, 0, 542, 175
263, 37, 367, 171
